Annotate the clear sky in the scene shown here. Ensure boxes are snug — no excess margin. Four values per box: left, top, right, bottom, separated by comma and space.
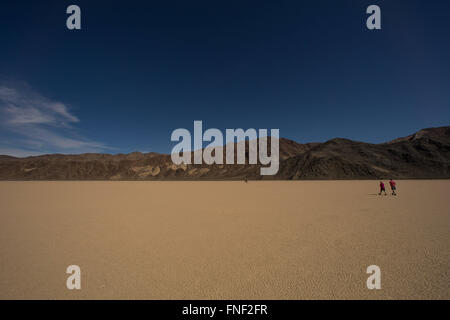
0, 0, 449, 156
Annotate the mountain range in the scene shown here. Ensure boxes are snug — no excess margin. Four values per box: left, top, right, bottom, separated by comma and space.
0, 126, 449, 180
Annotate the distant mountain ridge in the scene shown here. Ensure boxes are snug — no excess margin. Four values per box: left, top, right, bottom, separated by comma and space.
0, 126, 449, 180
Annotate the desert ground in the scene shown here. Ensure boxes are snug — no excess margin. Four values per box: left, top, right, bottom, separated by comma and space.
0, 180, 448, 299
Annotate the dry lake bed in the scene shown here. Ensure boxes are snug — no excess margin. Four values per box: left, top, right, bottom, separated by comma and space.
0, 180, 448, 299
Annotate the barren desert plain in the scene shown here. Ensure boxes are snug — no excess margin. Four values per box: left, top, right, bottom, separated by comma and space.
0, 180, 448, 299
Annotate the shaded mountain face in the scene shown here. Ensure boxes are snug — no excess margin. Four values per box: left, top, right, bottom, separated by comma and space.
0, 126, 449, 180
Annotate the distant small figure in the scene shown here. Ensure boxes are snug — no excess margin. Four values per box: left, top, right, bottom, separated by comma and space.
245, 178, 248, 183
389, 179, 397, 195
379, 181, 387, 195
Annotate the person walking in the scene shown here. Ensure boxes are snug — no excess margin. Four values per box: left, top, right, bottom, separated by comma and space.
379, 181, 387, 195
389, 179, 397, 195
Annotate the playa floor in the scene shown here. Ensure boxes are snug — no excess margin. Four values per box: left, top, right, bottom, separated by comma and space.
0, 180, 448, 299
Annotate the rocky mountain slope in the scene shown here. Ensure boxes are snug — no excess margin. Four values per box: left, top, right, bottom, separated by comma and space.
0, 126, 449, 180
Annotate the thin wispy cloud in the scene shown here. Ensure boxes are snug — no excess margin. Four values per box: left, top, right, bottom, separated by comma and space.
0, 83, 112, 157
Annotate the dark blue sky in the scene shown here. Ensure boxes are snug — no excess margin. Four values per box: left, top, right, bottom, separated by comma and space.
0, 0, 449, 156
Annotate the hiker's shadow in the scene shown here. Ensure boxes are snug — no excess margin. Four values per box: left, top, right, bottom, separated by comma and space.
367, 193, 379, 196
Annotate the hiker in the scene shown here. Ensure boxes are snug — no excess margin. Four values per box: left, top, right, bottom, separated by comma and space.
389, 179, 397, 195
379, 181, 387, 195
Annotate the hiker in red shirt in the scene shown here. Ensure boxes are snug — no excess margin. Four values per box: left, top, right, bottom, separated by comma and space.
379, 181, 387, 195
389, 179, 397, 195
